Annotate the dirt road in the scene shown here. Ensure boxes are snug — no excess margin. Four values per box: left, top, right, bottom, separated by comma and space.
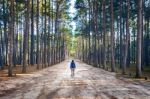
0, 60, 150, 99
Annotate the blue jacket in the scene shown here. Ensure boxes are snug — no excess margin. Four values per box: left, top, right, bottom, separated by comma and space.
70, 61, 76, 68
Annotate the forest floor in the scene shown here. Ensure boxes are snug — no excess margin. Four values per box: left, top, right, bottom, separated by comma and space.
0, 59, 150, 99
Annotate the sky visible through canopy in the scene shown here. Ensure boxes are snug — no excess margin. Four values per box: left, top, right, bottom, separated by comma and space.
68, 0, 77, 54
69, 0, 76, 35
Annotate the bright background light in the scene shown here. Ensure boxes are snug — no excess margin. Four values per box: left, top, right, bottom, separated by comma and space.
69, 0, 76, 35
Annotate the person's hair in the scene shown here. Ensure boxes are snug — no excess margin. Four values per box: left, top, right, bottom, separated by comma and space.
72, 60, 74, 62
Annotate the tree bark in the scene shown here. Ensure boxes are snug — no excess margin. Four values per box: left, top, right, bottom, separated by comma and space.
47, 0, 51, 67
136, 0, 142, 78
36, 0, 40, 69
44, 0, 47, 67
110, 0, 115, 72
88, 0, 91, 65
102, 0, 106, 69
122, 0, 130, 74
22, 0, 30, 73
30, 0, 34, 65
119, 0, 123, 69
8, 0, 15, 76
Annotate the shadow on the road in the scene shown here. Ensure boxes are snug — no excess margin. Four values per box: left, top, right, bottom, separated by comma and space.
103, 92, 118, 99
46, 88, 61, 99
0, 87, 16, 97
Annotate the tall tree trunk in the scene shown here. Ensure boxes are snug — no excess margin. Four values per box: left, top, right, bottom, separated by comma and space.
36, 0, 40, 69
22, 0, 30, 73
41, 0, 44, 68
51, 0, 54, 65
136, 0, 142, 78
145, 19, 149, 66
88, 0, 91, 65
8, 0, 15, 76
95, 0, 98, 67
47, 0, 51, 67
110, 0, 115, 72
82, 32, 84, 61
141, 1, 144, 71
148, 19, 150, 65
93, 0, 97, 66
133, 27, 136, 64
127, 36, 130, 67
119, 1, 123, 69
14, 2, 19, 66
44, 0, 47, 67
122, 0, 130, 74
0, 25, 2, 67
30, 0, 34, 65
55, 1, 59, 63
13, 4, 17, 67
102, 0, 106, 69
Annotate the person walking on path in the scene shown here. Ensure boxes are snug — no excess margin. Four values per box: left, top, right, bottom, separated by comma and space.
70, 60, 76, 77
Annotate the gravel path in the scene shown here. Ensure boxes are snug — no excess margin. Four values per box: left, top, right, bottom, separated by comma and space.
0, 59, 150, 99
